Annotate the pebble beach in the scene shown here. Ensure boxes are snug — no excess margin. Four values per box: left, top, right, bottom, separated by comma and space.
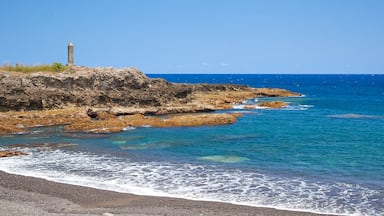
0, 171, 333, 216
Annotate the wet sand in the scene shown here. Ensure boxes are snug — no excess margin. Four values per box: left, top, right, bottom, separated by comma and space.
0, 171, 337, 216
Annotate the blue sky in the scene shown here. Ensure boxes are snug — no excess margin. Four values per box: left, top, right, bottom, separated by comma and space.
1, 0, 383, 74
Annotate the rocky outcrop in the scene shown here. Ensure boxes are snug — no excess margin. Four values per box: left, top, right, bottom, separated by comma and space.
0, 67, 301, 134
0, 67, 194, 112
0, 108, 89, 135
0, 108, 242, 134
0, 67, 300, 113
65, 113, 242, 133
258, 101, 288, 108
0, 150, 28, 157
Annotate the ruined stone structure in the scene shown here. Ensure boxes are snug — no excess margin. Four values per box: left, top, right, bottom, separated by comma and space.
67, 42, 74, 66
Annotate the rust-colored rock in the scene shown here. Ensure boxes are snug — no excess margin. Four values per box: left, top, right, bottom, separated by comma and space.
0, 125, 24, 134
243, 105, 257, 109
0, 108, 89, 135
95, 111, 117, 120
258, 101, 288, 108
191, 88, 299, 110
64, 113, 242, 133
0, 150, 28, 157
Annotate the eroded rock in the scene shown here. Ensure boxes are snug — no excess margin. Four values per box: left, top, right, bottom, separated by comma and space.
0, 67, 301, 134
64, 113, 242, 133
258, 101, 288, 108
0, 67, 300, 112
0, 150, 28, 157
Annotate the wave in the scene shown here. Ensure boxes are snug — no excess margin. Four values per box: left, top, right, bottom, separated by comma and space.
284, 104, 314, 111
0, 149, 381, 216
233, 103, 314, 111
327, 113, 383, 119
198, 155, 249, 163
123, 126, 136, 131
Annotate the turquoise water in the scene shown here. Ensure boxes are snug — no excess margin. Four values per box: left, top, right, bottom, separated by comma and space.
1, 74, 383, 215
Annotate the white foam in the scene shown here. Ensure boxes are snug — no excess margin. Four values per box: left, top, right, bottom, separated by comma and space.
112, 141, 126, 145
242, 98, 258, 104
198, 155, 249, 163
284, 104, 314, 111
233, 98, 260, 109
0, 149, 380, 216
123, 126, 136, 131
254, 105, 269, 109
233, 104, 245, 109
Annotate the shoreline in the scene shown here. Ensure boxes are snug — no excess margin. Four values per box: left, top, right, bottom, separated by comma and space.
0, 170, 338, 216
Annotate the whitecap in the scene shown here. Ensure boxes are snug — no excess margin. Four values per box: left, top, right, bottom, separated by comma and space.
242, 98, 258, 104
233, 104, 245, 109
228, 110, 258, 114
198, 155, 249, 163
254, 106, 269, 110
112, 140, 126, 145
120, 145, 151, 150
120, 142, 171, 150
284, 104, 314, 111
327, 113, 383, 119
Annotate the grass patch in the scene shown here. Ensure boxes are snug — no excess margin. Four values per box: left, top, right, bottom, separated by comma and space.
0, 62, 68, 73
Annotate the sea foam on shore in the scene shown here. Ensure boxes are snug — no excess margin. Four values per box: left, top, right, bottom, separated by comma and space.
0, 147, 377, 216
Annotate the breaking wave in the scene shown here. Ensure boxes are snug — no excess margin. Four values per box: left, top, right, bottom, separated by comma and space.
0, 149, 381, 216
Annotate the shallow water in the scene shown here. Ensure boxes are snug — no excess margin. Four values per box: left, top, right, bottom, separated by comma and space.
1, 74, 383, 216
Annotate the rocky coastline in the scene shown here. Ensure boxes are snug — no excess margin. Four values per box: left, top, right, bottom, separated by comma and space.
0, 66, 300, 136
0, 68, 341, 216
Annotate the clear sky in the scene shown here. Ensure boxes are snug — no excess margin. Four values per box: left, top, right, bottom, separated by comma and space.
1, 0, 383, 74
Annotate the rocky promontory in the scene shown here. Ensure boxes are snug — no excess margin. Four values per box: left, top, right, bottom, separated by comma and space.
0, 66, 300, 134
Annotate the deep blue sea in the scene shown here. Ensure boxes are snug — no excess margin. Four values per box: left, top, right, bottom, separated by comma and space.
1, 74, 383, 216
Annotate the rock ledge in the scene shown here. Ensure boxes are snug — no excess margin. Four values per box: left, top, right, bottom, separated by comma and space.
0, 67, 301, 134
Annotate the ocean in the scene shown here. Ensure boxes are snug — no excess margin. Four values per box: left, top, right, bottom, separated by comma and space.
1, 74, 383, 216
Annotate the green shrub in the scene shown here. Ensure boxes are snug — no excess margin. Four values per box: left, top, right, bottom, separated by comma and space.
0, 63, 68, 73
52, 62, 65, 72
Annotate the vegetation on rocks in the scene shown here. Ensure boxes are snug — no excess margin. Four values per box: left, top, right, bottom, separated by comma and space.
0, 62, 68, 73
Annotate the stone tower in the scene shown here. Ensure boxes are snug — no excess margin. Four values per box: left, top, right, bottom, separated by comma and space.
67, 42, 74, 66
